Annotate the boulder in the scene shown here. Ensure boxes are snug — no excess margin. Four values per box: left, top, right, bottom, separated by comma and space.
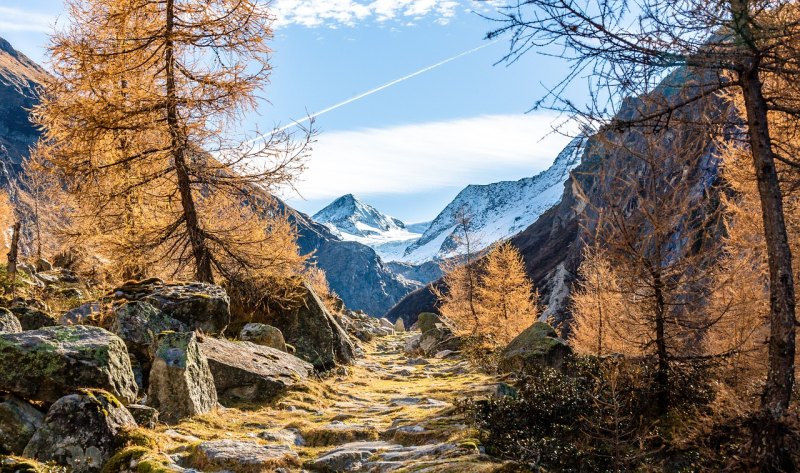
0, 309, 21, 333
416, 312, 442, 334
126, 404, 159, 429
379, 318, 394, 330
197, 335, 313, 404
499, 322, 573, 373
0, 325, 138, 404
34, 258, 53, 272
0, 394, 44, 454
10, 305, 57, 331
111, 279, 230, 334
268, 282, 355, 371
23, 390, 136, 473
59, 302, 101, 326
189, 440, 300, 471
110, 301, 188, 366
147, 332, 217, 424
239, 323, 286, 351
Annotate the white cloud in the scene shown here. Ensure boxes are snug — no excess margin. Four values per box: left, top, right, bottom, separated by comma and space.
279, 113, 579, 201
0, 7, 54, 33
271, 0, 485, 28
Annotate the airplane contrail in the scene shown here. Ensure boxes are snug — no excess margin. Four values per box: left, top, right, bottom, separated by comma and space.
253, 39, 501, 142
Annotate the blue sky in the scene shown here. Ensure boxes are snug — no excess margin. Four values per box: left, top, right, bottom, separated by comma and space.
0, 1, 583, 222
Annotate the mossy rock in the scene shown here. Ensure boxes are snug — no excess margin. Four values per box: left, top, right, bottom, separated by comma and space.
0, 326, 138, 404
500, 322, 572, 373
416, 312, 442, 334
101, 447, 176, 473
23, 391, 137, 473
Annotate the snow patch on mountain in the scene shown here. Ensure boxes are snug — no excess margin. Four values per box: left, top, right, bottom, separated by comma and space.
401, 134, 587, 263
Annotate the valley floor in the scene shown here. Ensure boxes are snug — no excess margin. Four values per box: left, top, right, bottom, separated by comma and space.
153, 332, 517, 473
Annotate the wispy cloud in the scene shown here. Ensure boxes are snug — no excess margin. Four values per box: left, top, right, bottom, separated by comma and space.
0, 7, 54, 33
271, 0, 496, 28
279, 113, 579, 202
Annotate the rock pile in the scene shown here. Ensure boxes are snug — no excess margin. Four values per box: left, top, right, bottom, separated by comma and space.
0, 265, 366, 472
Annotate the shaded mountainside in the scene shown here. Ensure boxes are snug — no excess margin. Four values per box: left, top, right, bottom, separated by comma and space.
0, 38, 47, 183
388, 68, 727, 329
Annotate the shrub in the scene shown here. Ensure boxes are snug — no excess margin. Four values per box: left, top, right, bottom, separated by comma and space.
461, 357, 715, 471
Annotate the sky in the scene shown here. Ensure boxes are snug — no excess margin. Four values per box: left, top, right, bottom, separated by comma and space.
0, 0, 583, 223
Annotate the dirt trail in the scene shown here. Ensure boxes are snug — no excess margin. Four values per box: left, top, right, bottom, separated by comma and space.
156, 332, 515, 472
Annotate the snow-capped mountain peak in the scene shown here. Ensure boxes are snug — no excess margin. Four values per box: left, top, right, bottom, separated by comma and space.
313, 194, 406, 237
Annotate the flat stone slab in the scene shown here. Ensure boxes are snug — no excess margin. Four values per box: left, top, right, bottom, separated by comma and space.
197, 336, 313, 404
190, 440, 300, 470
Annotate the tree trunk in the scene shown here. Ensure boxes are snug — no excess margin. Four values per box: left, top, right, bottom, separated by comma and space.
7, 221, 20, 295
739, 62, 796, 469
164, 0, 214, 283
652, 269, 669, 415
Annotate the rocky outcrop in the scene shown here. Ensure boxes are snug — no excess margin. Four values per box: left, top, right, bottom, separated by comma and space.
197, 335, 313, 404
0, 325, 138, 404
23, 390, 136, 473
404, 313, 461, 357
0, 309, 21, 333
268, 282, 355, 371
60, 301, 102, 326
0, 394, 43, 454
111, 279, 230, 334
147, 332, 217, 424
499, 322, 572, 373
339, 310, 398, 342
239, 323, 286, 351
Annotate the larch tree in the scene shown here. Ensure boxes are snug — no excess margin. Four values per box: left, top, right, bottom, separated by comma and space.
33, 0, 311, 284
477, 241, 539, 346
436, 239, 539, 349
489, 0, 800, 462
570, 246, 638, 357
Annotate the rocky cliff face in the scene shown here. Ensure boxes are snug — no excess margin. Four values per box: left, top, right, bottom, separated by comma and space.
0, 38, 47, 183
387, 68, 728, 328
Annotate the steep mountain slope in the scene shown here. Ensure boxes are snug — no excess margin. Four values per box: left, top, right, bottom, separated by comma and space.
387, 68, 727, 328
400, 135, 586, 263
313, 194, 425, 262
0, 37, 48, 184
